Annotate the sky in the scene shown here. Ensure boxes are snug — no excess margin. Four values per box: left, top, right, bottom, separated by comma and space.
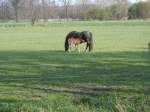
129, 0, 147, 3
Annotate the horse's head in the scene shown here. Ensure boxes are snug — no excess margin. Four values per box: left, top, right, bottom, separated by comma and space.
81, 31, 93, 52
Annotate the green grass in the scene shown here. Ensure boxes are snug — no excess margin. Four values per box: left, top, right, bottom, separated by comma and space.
0, 21, 150, 112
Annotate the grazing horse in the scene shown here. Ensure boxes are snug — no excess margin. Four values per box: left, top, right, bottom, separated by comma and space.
64, 31, 93, 52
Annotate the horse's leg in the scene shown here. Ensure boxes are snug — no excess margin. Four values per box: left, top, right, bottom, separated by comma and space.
85, 43, 89, 52
75, 44, 78, 52
74, 44, 80, 52
77, 45, 80, 52
75, 45, 77, 51
68, 43, 72, 52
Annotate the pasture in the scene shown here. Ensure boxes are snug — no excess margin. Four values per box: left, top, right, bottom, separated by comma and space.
0, 21, 150, 112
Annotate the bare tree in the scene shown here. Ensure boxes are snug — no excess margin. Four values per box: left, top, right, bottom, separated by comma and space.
0, 0, 12, 20
41, 0, 47, 22
11, 0, 19, 22
28, 0, 40, 25
47, 0, 58, 19
61, 0, 72, 20
10, 0, 25, 22
109, 0, 129, 20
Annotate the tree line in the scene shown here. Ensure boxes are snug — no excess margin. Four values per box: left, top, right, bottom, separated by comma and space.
0, 0, 150, 24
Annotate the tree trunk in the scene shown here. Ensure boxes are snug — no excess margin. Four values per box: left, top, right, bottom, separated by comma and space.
15, 8, 19, 22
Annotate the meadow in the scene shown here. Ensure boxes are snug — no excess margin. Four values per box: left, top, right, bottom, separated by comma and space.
0, 21, 150, 112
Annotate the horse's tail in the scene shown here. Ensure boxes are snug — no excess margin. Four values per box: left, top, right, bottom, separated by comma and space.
64, 35, 69, 51
65, 32, 74, 51
89, 32, 93, 52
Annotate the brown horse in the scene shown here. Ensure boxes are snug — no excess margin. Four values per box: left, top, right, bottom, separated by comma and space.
65, 31, 93, 52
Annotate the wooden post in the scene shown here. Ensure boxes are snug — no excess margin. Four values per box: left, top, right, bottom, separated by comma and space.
149, 43, 150, 53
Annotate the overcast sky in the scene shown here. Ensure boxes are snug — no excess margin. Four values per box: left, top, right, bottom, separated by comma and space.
129, 0, 147, 3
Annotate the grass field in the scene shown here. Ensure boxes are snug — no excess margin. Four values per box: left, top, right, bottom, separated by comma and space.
0, 21, 150, 112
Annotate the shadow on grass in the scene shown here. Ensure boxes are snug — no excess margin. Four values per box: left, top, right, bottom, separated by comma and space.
0, 50, 150, 89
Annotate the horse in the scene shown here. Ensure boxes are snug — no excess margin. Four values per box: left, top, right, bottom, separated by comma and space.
64, 31, 93, 52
